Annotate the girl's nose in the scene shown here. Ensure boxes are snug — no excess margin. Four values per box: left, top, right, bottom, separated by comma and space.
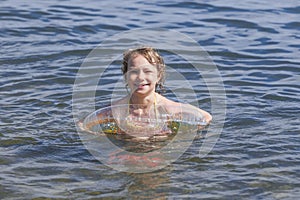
137, 71, 145, 80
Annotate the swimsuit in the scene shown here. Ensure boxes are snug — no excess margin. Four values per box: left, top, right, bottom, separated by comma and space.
124, 94, 163, 133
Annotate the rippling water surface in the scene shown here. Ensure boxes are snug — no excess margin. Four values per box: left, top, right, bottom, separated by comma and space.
1, 0, 300, 199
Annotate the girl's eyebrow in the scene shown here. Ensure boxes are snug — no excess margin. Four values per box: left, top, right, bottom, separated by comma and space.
129, 64, 154, 69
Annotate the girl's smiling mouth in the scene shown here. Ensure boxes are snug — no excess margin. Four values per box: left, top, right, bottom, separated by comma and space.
136, 83, 150, 89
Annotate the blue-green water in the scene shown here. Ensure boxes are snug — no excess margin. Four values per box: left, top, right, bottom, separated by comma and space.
1, 0, 300, 199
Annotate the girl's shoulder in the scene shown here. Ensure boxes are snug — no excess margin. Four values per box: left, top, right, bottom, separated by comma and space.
156, 94, 182, 113
156, 93, 180, 105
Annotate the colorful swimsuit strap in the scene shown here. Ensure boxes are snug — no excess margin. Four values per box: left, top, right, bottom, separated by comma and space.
154, 93, 158, 121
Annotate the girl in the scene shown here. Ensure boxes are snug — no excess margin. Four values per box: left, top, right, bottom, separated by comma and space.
113, 46, 212, 125
81, 47, 212, 138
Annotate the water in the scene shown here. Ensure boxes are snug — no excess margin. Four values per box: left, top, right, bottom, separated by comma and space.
1, 0, 299, 199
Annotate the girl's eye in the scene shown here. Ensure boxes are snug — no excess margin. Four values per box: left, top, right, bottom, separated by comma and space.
129, 70, 138, 74
144, 69, 153, 73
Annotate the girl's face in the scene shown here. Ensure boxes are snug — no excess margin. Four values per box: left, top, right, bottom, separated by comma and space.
126, 54, 159, 96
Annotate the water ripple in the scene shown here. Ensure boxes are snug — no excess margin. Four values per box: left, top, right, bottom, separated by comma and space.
1, 0, 300, 199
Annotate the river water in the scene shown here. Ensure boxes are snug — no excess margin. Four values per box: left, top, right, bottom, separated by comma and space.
1, 0, 299, 199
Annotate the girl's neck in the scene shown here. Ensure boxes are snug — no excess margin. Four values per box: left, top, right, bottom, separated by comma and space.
129, 92, 156, 108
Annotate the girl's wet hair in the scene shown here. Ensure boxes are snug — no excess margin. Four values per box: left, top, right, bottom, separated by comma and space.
122, 46, 165, 94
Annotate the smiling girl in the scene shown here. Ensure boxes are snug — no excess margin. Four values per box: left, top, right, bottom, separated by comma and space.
113, 47, 212, 125
80, 46, 212, 137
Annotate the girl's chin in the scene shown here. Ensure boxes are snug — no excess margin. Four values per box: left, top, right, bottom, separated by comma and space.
130, 88, 155, 95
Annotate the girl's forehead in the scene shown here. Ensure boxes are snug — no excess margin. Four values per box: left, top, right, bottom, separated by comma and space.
127, 53, 158, 71
128, 55, 152, 65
